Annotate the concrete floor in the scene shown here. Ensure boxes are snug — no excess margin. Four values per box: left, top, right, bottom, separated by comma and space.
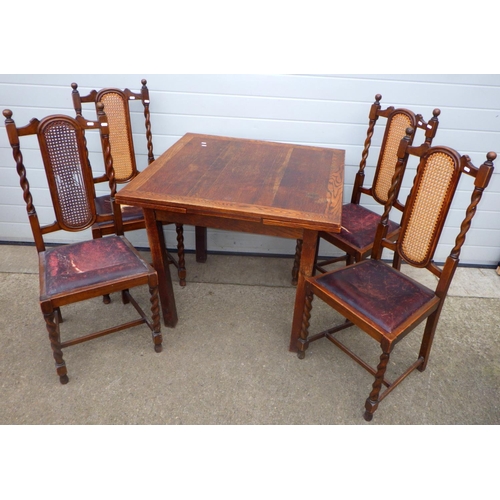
0, 243, 499, 425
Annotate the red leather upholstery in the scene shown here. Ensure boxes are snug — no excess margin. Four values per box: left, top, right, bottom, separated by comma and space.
43, 236, 148, 297
94, 195, 144, 223
314, 259, 437, 333
332, 203, 400, 250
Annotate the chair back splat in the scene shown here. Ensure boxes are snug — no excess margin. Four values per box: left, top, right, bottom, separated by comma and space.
291, 94, 441, 284
297, 125, 495, 421
3, 105, 162, 384
71, 80, 190, 285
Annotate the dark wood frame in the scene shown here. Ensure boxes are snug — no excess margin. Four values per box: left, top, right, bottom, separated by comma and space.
297, 127, 495, 420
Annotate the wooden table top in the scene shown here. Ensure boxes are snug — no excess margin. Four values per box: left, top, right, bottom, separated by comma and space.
116, 133, 345, 233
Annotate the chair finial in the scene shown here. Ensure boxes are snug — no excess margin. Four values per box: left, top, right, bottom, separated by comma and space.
71, 82, 78, 91
3, 109, 13, 120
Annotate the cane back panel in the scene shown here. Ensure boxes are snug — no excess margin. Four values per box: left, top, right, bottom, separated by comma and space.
398, 150, 460, 266
98, 90, 136, 182
373, 111, 414, 205
38, 117, 96, 231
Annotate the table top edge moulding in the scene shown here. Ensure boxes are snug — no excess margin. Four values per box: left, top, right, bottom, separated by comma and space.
116, 133, 345, 234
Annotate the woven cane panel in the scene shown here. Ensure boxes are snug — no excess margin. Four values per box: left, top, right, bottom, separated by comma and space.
43, 121, 93, 229
400, 152, 456, 265
101, 93, 134, 182
374, 113, 412, 203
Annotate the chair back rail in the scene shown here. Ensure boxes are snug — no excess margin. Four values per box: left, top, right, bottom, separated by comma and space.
375, 127, 495, 290
352, 94, 441, 212
303, 94, 441, 280
71, 79, 154, 186
3, 104, 123, 252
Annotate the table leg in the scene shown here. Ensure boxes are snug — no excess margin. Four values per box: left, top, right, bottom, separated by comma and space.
195, 226, 208, 263
144, 209, 178, 327
289, 229, 318, 352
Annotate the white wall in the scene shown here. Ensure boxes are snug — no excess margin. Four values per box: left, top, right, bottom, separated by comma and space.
1, 74, 499, 266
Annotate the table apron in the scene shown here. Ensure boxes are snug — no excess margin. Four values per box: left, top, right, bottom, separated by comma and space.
154, 210, 305, 240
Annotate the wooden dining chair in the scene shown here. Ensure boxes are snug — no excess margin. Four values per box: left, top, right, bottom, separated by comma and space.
291, 94, 441, 284
71, 79, 199, 286
3, 104, 163, 384
297, 128, 495, 421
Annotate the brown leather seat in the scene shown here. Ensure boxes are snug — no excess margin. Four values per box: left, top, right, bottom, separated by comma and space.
322, 203, 400, 253
313, 259, 438, 334
94, 196, 144, 225
42, 236, 151, 297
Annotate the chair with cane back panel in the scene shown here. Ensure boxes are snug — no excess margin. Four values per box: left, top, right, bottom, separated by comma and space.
71, 79, 198, 286
291, 94, 441, 284
3, 103, 162, 384
297, 127, 495, 421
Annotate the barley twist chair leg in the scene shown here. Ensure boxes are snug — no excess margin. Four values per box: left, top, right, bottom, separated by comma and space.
43, 307, 69, 384
149, 282, 163, 353
297, 287, 314, 359
364, 350, 390, 421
